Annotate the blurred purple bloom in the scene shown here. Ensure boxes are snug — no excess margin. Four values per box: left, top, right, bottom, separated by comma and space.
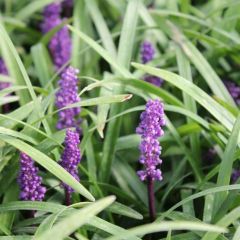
62, 0, 73, 8
55, 66, 81, 131
140, 41, 163, 87
42, 2, 61, 18
0, 58, 10, 90
141, 41, 155, 64
61, 0, 73, 18
136, 99, 165, 181
59, 129, 81, 193
41, 3, 71, 69
144, 75, 164, 87
204, 147, 217, 163
224, 80, 240, 105
0, 58, 8, 75
41, 3, 61, 34
18, 152, 46, 201
231, 169, 240, 183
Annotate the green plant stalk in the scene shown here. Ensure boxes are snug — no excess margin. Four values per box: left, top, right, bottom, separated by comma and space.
86, 0, 117, 59
72, 0, 85, 69
176, 46, 202, 180
147, 177, 156, 222
213, 114, 240, 218
165, 117, 202, 182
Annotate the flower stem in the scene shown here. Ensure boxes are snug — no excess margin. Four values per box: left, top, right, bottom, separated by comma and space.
147, 177, 156, 222
23, 210, 35, 219
65, 189, 71, 206
2, 104, 10, 113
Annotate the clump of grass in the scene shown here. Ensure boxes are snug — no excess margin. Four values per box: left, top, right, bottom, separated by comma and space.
0, 0, 239, 239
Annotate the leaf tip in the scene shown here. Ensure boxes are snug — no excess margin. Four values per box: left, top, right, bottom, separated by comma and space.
122, 94, 132, 102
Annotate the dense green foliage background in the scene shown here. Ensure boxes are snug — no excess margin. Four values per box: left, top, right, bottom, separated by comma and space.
0, 0, 240, 239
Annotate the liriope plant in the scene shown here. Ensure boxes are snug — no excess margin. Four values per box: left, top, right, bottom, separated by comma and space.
0, 0, 240, 239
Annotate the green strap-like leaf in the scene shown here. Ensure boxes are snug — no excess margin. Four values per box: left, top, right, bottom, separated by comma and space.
15, 0, 56, 20
202, 206, 240, 240
213, 114, 240, 217
106, 221, 226, 240
35, 196, 115, 240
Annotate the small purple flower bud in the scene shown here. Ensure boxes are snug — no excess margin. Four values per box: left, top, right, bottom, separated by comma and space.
0, 58, 10, 90
231, 169, 240, 183
141, 41, 155, 64
55, 66, 81, 131
224, 80, 240, 105
144, 75, 164, 87
59, 129, 81, 193
18, 152, 46, 201
140, 41, 164, 87
136, 99, 165, 181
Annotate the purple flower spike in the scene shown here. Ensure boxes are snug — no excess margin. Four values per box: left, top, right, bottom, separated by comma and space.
0, 58, 10, 90
224, 80, 240, 105
41, 3, 71, 69
144, 75, 164, 87
50, 25, 72, 69
141, 41, 155, 64
136, 99, 165, 181
55, 66, 81, 131
18, 153, 46, 201
59, 129, 81, 193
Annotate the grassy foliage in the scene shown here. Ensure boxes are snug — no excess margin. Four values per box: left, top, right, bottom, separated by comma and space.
0, 0, 240, 239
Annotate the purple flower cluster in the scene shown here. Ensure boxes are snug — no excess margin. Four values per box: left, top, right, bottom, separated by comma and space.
18, 152, 46, 201
41, 3, 71, 69
224, 81, 240, 105
59, 129, 81, 193
0, 58, 10, 90
55, 66, 81, 130
140, 41, 163, 87
136, 99, 165, 181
